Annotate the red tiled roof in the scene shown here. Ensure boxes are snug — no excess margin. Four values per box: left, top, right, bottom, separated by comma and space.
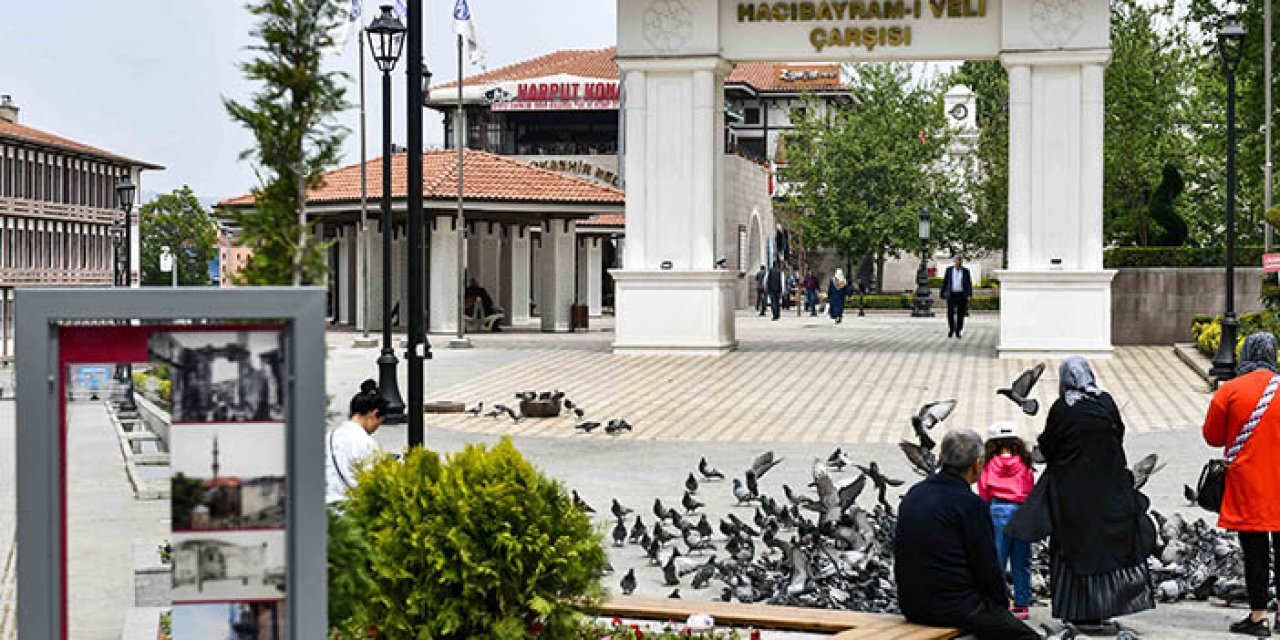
0, 120, 162, 169
579, 213, 624, 228
431, 47, 845, 94
218, 150, 624, 208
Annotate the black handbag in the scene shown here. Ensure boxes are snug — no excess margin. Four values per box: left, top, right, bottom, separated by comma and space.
1197, 374, 1280, 513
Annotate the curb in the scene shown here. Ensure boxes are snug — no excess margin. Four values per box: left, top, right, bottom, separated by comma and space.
1173, 343, 1214, 390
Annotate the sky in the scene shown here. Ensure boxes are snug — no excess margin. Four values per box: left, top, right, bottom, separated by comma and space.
170, 423, 283, 479
0, 1, 616, 202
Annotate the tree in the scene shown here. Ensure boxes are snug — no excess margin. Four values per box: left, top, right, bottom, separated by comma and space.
139, 187, 219, 286
785, 63, 953, 292
948, 60, 1008, 260
224, 0, 347, 286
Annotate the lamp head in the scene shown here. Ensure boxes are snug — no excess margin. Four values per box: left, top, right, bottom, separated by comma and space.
1218, 14, 1246, 73
918, 206, 931, 241
115, 175, 135, 212
366, 5, 407, 74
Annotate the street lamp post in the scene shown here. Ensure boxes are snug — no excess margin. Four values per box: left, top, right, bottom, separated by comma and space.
911, 207, 934, 318
115, 177, 138, 413
367, 5, 408, 423
1211, 14, 1247, 383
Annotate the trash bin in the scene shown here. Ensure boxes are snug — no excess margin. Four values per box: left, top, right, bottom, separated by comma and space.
571, 304, 589, 331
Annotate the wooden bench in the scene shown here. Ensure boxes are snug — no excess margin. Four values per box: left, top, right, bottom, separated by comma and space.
601, 596, 962, 639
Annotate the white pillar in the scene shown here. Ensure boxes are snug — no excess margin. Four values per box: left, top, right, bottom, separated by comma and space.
501, 224, 531, 325
612, 57, 738, 354
429, 217, 462, 334
337, 230, 351, 324
477, 222, 502, 305
530, 237, 542, 316
539, 218, 576, 332
369, 225, 386, 330
577, 236, 604, 317
355, 221, 368, 332
997, 51, 1114, 358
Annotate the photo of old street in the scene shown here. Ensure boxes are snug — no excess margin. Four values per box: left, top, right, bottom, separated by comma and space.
4, 1, 1280, 639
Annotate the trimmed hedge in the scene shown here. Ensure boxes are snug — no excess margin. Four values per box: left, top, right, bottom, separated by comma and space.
845, 294, 999, 311
1105, 246, 1266, 268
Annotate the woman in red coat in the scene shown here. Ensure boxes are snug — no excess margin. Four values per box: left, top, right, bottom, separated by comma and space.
1203, 332, 1280, 638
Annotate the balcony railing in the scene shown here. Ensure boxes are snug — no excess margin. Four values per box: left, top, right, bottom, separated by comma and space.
0, 196, 119, 225
0, 268, 111, 287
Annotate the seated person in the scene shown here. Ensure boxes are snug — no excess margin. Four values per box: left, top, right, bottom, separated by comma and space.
894, 428, 1039, 640
465, 278, 497, 316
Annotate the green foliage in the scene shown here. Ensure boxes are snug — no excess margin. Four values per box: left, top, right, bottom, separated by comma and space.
948, 60, 1008, 256
139, 186, 219, 286
785, 63, 954, 291
328, 506, 376, 639
1104, 246, 1267, 268
170, 473, 204, 530
1191, 312, 1278, 358
339, 439, 607, 639
1148, 164, 1188, 246
846, 293, 999, 311
224, 0, 347, 286
577, 619, 752, 639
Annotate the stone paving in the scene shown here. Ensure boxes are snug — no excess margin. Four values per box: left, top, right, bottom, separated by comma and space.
407, 312, 1211, 444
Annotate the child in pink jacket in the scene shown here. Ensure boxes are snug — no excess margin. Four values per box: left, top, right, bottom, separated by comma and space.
978, 422, 1036, 619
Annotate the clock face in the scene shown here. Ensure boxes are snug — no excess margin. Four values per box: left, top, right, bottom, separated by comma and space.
949, 104, 969, 121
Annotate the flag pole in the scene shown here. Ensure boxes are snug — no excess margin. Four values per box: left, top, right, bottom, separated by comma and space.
359, 30, 372, 339
452, 31, 470, 346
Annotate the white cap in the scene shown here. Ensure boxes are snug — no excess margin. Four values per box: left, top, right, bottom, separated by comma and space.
686, 614, 715, 631
987, 421, 1020, 440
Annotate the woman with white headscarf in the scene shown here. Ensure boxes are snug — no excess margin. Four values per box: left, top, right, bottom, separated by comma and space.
827, 268, 853, 324
1038, 357, 1154, 629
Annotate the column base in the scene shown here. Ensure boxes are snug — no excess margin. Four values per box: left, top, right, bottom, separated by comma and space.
996, 270, 1116, 360
611, 270, 738, 355
448, 337, 473, 349
351, 336, 379, 348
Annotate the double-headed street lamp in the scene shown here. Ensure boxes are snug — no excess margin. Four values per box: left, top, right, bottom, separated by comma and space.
1211, 14, 1247, 383
367, 5, 408, 423
115, 176, 138, 413
911, 206, 934, 318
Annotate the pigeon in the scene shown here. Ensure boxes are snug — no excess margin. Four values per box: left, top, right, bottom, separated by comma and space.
653, 523, 677, 545
465, 402, 484, 416
1184, 484, 1198, 506
484, 406, 504, 419
1041, 622, 1079, 640
827, 448, 853, 471
619, 568, 637, 595
685, 472, 699, 494
572, 407, 585, 419
645, 537, 662, 564
899, 441, 938, 476
668, 588, 682, 598
910, 399, 958, 451
611, 519, 627, 546
745, 470, 760, 498
698, 457, 725, 480
575, 421, 601, 433
628, 516, 647, 543
663, 555, 681, 586
605, 419, 633, 435
696, 514, 714, 539
750, 451, 784, 479
653, 498, 669, 521
682, 491, 705, 513
563, 398, 576, 410
732, 478, 755, 505
611, 499, 634, 519
855, 462, 903, 513
997, 362, 1045, 416
691, 557, 718, 589
1130, 453, 1167, 491
683, 527, 716, 554
571, 490, 594, 513
727, 513, 759, 537
1031, 444, 1046, 465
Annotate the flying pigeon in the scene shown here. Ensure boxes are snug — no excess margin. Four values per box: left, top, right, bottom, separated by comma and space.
827, 448, 853, 472
899, 441, 939, 477
910, 399, 958, 451
854, 462, 904, 514
750, 451, 784, 479
699, 457, 725, 480
619, 568, 637, 595
997, 362, 1046, 416
1131, 453, 1168, 491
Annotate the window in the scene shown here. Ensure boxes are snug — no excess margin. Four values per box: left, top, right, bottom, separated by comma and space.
744, 107, 760, 125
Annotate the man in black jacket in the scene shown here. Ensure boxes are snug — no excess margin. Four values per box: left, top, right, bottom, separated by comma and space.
755, 266, 767, 316
941, 256, 973, 338
894, 429, 1039, 639
766, 260, 784, 321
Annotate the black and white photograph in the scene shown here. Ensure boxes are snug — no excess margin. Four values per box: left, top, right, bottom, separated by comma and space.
171, 424, 286, 531
170, 601, 287, 640
171, 530, 287, 603
149, 330, 284, 423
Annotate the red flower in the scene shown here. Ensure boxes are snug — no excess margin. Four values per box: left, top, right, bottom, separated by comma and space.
750, 632, 762, 640
630, 623, 644, 638
528, 620, 545, 635
612, 617, 623, 626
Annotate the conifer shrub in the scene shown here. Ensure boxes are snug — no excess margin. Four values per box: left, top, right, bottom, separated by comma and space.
337, 438, 606, 639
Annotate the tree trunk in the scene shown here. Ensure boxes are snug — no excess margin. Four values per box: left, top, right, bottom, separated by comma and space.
875, 247, 885, 295
294, 167, 307, 287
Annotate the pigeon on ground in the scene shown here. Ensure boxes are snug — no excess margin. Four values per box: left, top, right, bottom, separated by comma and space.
750, 451, 784, 479
1184, 484, 1198, 506
1131, 453, 1168, 491
653, 498, 670, 521
997, 362, 1046, 416
465, 402, 484, 416
698, 457, 725, 480
611, 519, 627, 546
910, 399, 958, 451
485, 406, 504, 418
653, 523, 677, 545
620, 568, 637, 595
572, 490, 594, 513
899, 441, 938, 477
628, 516, 647, 543
572, 407, 585, 419
1041, 622, 1079, 640
682, 491, 705, 514
827, 448, 853, 472
691, 557, 718, 589
745, 470, 760, 498
575, 421, 601, 433
685, 472, 699, 494
732, 478, 755, 504
696, 514, 714, 539
563, 398, 576, 410
605, 419, 633, 435
668, 588, 681, 598
645, 537, 662, 564
663, 555, 681, 586
611, 499, 634, 520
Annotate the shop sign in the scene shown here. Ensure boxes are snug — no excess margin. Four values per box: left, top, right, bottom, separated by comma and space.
488, 80, 621, 111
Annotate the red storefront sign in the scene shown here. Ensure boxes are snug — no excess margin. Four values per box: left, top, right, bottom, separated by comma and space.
489, 81, 621, 111
1264, 253, 1280, 272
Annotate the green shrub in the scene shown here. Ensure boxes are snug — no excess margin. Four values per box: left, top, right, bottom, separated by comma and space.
328, 507, 376, 639
339, 439, 607, 639
1105, 246, 1266, 268
841, 294, 999, 311
1193, 311, 1280, 358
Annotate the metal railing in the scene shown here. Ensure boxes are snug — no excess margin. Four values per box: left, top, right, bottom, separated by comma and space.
0, 196, 119, 225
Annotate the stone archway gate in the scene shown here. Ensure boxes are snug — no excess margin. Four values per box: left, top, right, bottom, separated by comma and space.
612, 0, 1112, 358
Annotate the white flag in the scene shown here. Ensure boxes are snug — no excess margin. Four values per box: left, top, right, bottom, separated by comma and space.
327, 0, 362, 54
453, 0, 487, 69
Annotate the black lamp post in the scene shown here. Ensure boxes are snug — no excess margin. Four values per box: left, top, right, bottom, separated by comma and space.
367, 5, 408, 423
115, 176, 138, 413
911, 206, 934, 318
1211, 14, 1247, 383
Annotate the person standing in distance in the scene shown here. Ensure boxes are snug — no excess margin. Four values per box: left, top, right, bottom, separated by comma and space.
766, 260, 785, 321
755, 265, 768, 316
326, 379, 387, 504
942, 256, 973, 338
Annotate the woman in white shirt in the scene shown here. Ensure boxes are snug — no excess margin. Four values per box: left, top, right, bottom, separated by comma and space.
325, 379, 387, 504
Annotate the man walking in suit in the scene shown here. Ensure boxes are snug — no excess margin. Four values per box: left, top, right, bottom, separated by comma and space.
766, 260, 784, 321
755, 265, 768, 316
942, 256, 973, 338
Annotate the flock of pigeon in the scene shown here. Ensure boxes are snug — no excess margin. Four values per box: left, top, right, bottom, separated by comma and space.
466, 391, 634, 435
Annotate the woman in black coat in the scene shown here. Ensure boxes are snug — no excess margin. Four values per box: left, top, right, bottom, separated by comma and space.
1038, 357, 1155, 626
